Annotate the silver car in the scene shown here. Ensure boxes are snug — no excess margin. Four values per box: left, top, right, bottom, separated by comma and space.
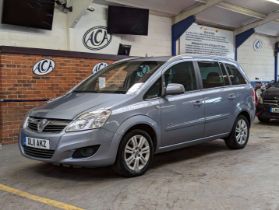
19, 55, 256, 177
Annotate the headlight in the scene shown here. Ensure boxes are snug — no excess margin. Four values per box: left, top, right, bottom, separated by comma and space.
65, 109, 111, 132
23, 116, 29, 128
22, 111, 31, 128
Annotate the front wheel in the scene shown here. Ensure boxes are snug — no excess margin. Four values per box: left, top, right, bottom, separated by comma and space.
225, 115, 250, 149
114, 129, 154, 177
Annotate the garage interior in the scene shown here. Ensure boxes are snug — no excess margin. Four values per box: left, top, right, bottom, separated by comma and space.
0, 0, 279, 209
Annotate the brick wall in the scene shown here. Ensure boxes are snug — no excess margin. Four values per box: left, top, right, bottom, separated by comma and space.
0, 47, 122, 144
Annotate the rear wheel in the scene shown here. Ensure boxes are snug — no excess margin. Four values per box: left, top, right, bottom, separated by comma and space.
258, 116, 270, 123
225, 115, 250, 149
114, 129, 154, 177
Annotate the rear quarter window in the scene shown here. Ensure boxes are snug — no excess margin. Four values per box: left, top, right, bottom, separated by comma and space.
225, 64, 247, 85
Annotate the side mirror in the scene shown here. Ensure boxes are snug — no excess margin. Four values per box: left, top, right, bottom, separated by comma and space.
165, 83, 185, 96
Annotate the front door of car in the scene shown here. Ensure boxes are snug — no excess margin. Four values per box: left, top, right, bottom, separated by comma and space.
160, 61, 205, 147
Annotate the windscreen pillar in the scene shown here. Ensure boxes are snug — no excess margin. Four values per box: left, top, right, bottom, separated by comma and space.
235, 28, 255, 60
172, 15, 196, 56
275, 42, 279, 82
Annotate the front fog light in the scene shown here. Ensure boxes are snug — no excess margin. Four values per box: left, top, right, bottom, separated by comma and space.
72, 145, 100, 158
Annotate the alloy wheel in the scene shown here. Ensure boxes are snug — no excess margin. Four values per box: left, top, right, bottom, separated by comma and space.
124, 135, 151, 172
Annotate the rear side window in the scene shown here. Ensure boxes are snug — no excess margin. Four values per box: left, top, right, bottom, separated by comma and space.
225, 64, 247, 85
198, 62, 225, 88
164, 62, 197, 91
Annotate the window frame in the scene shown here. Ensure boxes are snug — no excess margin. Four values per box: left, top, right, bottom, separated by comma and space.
143, 77, 163, 100
195, 60, 228, 90
161, 60, 201, 95
219, 62, 231, 86
143, 60, 201, 100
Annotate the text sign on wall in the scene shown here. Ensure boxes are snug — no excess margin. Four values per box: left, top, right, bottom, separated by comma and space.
180, 23, 234, 59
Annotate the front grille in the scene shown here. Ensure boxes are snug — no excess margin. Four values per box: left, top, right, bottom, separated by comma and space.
27, 117, 70, 133
23, 146, 55, 159
263, 99, 279, 106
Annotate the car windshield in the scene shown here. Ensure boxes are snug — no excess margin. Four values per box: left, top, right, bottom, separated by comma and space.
73, 60, 163, 94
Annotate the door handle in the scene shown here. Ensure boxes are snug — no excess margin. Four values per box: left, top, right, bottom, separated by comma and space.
228, 93, 236, 100
193, 100, 203, 106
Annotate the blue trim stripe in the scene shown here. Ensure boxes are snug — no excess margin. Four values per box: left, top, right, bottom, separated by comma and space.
235, 28, 255, 60
171, 16, 196, 56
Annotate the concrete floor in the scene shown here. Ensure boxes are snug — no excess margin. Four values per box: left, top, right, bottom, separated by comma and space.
1, 120, 279, 210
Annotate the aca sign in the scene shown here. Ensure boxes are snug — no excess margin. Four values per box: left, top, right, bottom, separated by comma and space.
83, 26, 112, 51
33, 59, 55, 76
92, 62, 108, 74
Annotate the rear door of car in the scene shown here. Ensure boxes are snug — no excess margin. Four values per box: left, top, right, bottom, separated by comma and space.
195, 60, 234, 137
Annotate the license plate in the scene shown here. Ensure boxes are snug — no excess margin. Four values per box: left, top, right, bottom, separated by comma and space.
270, 107, 279, 113
25, 137, 50, 150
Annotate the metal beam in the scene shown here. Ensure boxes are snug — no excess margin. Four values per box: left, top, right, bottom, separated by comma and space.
235, 11, 279, 35
68, 0, 92, 28
196, 0, 265, 19
174, 0, 224, 24
196, 0, 279, 22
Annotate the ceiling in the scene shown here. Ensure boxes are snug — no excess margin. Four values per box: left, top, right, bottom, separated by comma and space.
95, 0, 279, 37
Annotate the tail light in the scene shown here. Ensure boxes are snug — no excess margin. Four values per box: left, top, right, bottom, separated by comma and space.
252, 89, 257, 105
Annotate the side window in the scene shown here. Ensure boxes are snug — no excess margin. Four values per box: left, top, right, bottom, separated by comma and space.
225, 64, 247, 85
144, 79, 162, 99
164, 62, 197, 92
198, 62, 225, 89
219, 63, 230, 85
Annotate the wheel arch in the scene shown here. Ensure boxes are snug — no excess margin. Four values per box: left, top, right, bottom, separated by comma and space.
238, 111, 252, 127
110, 115, 161, 163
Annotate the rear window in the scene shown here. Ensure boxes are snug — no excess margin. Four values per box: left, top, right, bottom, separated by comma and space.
225, 64, 247, 85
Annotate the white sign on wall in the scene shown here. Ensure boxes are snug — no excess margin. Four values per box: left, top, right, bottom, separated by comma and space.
33, 59, 55, 76
253, 39, 263, 51
92, 62, 108, 74
179, 23, 234, 59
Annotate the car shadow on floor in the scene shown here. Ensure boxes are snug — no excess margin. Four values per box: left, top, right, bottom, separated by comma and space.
257, 120, 279, 126
26, 140, 228, 180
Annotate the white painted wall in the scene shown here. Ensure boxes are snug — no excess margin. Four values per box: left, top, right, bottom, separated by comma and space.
0, 0, 68, 50
0, 2, 172, 56
69, 4, 171, 56
238, 34, 276, 81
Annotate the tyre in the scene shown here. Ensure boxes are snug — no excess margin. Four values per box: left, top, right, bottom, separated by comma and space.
114, 129, 154, 177
225, 115, 250, 150
258, 116, 270, 123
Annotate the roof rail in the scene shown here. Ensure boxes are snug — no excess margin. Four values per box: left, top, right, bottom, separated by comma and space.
113, 56, 141, 64
167, 54, 236, 63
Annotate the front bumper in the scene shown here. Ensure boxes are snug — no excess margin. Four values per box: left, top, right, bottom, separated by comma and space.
19, 127, 120, 167
257, 104, 279, 119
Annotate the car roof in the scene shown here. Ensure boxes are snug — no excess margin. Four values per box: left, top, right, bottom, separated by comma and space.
126, 55, 237, 64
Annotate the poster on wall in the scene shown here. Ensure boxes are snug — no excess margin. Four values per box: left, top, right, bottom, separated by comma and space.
179, 23, 235, 59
